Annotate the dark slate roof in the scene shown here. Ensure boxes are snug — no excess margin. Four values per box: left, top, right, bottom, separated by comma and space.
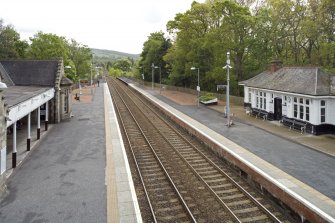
332, 76, 335, 95
239, 67, 334, 96
0, 60, 59, 86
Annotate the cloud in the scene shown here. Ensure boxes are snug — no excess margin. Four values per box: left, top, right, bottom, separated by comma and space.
0, 0, 204, 54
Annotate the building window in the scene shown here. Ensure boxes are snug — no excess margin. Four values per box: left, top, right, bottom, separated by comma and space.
293, 97, 311, 121
305, 99, 309, 121
283, 95, 287, 105
306, 107, 310, 121
321, 100, 326, 123
299, 105, 304, 119
248, 92, 251, 103
256, 91, 267, 110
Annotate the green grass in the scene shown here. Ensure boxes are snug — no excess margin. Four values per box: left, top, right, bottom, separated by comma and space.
199, 93, 217, 102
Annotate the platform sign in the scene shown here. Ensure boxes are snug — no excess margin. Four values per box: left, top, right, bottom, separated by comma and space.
217, 85, 226, 91
196, 86, 200, 92
141, 73, 144, 80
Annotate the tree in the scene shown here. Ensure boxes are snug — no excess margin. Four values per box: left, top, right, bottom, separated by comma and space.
139, 32, 171, 83
165, 2, 212, 88
27, 32, 70, 62
67, 39, 92, 81
142, 0, 335, 96
0, 19, 28, 59
113, 58, 132, 71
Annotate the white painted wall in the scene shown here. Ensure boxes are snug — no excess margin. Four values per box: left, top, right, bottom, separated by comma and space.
245, 87, 335, 127
328, 100, 335, 124
244, 86, 248, 103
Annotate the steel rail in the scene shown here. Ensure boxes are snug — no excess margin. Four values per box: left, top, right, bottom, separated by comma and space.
110, 79, 197, 223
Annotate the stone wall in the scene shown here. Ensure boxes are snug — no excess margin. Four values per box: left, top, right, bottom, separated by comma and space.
0, 90, 7, 196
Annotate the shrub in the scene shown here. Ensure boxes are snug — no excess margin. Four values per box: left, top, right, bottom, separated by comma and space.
199, 93, 216, 102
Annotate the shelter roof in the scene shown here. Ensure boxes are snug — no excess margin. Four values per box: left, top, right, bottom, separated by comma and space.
0, 60, 59, 86
240, 67, 334, 96
2, 86, 52, 108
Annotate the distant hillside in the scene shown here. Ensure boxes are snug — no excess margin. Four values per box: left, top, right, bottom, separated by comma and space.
91, 48, 140, 61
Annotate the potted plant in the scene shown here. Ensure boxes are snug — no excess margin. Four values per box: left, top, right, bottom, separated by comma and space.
199, 93, 218, 105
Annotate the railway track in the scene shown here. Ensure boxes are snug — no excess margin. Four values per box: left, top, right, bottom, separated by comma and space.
108, 78, 297, 223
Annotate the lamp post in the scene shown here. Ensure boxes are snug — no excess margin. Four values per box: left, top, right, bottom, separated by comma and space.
151, 63, 155, 90
90, 62, 93, 86
140, 66, 145, 86
191, 67, 200, 107
154, 66, 161, 94
223, 52, 232, 127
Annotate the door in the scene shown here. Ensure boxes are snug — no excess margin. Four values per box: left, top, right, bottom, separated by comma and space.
274, 98, 282, 120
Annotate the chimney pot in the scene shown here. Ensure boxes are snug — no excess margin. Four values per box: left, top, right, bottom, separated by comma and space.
271, 59, 282, 73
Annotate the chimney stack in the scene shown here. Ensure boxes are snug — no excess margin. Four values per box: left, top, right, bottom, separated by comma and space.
270, 59, 283, 73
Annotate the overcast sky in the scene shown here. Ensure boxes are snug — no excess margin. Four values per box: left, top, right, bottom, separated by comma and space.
1, 0, 205, 54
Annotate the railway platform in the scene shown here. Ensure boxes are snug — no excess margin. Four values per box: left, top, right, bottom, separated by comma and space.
126, 81, 335, 222
0, 83, 142, 223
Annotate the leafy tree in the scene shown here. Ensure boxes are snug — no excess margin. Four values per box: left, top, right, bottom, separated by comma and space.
67, 39, 92, 81
160, 0, 335, 96
139, 32, 171, 83
0, 19, 28, 58
27, 32, 70, 62
113, 58, 132, 71
166, 2, 212, 88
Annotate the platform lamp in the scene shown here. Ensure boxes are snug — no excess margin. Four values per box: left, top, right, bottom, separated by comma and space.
151, 63, 155, 90
223, 52, 232, 127
190, 67, 200, 107
140, 66, 145, 86
154, 66, 161, 94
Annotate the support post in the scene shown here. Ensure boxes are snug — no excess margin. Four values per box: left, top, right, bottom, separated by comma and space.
223, 52, 232, 127
159, 67, 162, 94
45, 101, 48, 131
227, 61, 230, 127
27, 112, 31, 151
12, 122, 17, 168
197, 68, 200, 107
37, 107, 40, 140
151, 63, 154, 90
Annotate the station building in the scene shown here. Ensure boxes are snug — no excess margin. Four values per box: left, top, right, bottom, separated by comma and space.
0, 59, 73, 189
239, 60, 335, 135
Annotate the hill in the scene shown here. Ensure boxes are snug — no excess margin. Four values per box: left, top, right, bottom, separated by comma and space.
91, 48, 140, 61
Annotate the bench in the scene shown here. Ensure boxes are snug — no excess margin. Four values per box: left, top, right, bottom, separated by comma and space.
251, 109, 268, 121
280, 117, 307, 134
